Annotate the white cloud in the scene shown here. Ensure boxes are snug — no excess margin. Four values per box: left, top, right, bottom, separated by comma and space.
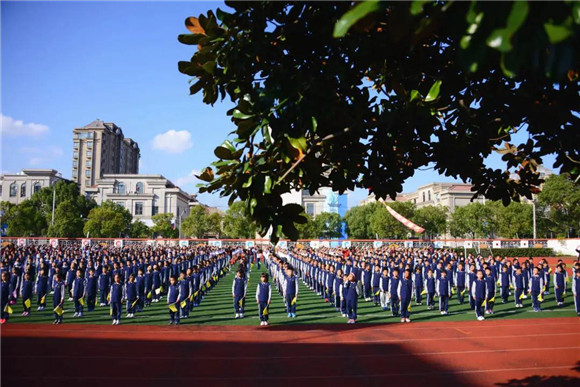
19, 146, 63, 166
152, 130, 193, 153
174, 169, 201, 188
1, 114, 49, 137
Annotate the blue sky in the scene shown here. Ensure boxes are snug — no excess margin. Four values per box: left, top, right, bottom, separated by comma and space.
1, 1, 556, 210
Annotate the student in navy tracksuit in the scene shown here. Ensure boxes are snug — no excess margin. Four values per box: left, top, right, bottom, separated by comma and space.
167, 275, 181, 325
256, 273, 272, 326
425, 269, 436, 310
109, 274, 123, 325
413, 267, 423, 305
529, 267, 544, 312
362, 264, 372, 301
1, 272, 10, 324
52, 273, 65, 324
455, 264, 467, 304
484, 268, 496, 314
467, 265, 477, 309
326, 266, 336, 305
20, 272, 33, 316
573, 270, 580, 316
334, 269, 345, 315
379, 268, 390, 311
371, 265, 381, 306
232, 270, 247, 318
344, 273, 359, 323
136, 269, 146, 312
284, 267, 299, 318
125, 274, 137, 318
72, 270, 86, 317
398, 269, 413, 323
512, 267, 525, 308
553, 265, 566, 306
152, 265, 162, 303
437, 270, 451, 315
389, 269, 400, 316
472, 270, 487, 321
86, 268, 97, 312
99, 266, 110, 306
179, 272, 191, 318
499, 266, 510, 303
35, 269, 48, 311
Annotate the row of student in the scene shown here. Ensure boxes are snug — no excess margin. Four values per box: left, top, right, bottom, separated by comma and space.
0, 248, 232, 325
280, 248, 580, 322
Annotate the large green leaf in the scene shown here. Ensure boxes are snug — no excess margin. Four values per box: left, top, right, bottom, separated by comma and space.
425, 80, 442, 102
333, 1, 381, 38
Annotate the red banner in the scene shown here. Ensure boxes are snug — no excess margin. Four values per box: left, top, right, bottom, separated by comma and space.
383, 202, 425, 234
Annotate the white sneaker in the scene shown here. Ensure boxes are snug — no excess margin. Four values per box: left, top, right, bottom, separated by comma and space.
235, 313, 239, 319
73, 312, 78, 317
126, 314, 131, 318
406, 318, 411, 323
68, 297, 73, 301
112, 320, 116, 325
240, 314, 244, 318
265, 321, 269, 326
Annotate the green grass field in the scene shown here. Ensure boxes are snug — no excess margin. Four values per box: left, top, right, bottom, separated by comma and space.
5, 264, 578, 325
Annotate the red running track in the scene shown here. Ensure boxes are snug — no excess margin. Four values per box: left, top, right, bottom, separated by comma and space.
2, 317, 579, 387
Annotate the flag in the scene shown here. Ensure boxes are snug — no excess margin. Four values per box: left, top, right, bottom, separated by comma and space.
202, 285, 206, 292
180, 300, 187, 308
54, 305, 64, 316
461, 288, 467, 296
193, 291, 199, 297
159, 286, 164, 293
155, 288, 161, 295
519, 293, 525, 300
375, 290, 380, 296
291, 296, 297, 305
169, 304, 178, 312
131, 299, 138, 308
451, 287, 456, 295
206, 281, 211, 288
107, 294, 111, 301
548, 268, 552, 274
382, 202, 425, 233
482, 300, 486, 307
238, 298, 244, 307
489, 296, 495, 303
40, 295, 46, 304
4, 305, 13, 314
421, 289, 427, 295
509, 284, 514, 290
79, 298, 85, 306
263, 306, 269, 316
190, 294, 194, 302
110, 307, 113, 316
24, 299, 31, 308
538, 294, 544, 302
407, 303, 411, 312
147, 291, 152, 299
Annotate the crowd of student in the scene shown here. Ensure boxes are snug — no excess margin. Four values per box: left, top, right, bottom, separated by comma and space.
0, 243, 235, 325
1, 243, 579, 326
265, 247, 580, 323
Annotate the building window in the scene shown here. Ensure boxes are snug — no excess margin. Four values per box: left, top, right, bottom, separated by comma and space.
9, 183, 16, 197
135, 182, 143, 194
85, 180, 91, 186
86, 160, 91, 168
152, 206, 158, 216
135, 202, 143, 215
73, 141, 79, 149
116, 182, 126, 194
73, 151, 78, 158
86, 150, 92, 158
20, 183, 26, 197
428, 191, 431, 201
73, 160, 78, 168
33, 182, 41, 194
422, 192, 425, 202
87, 141, 93, 148
306, 203, 315, 216
116, 201, 125, 208
85, 170, 91, 177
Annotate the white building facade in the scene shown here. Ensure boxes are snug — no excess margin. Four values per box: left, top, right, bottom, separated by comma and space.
0, 169, 67, 205
85, 174, 198, 227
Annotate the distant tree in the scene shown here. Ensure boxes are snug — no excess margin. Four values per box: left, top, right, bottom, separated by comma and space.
84, 201, 132, 238
207, 212, 223, 236
47, 199, 85, 237
449, 202, 495, 238
487, 201, 533, 238
294, 213, 321, 239
3, 200, 47, 236
129, 220, 151, 238
344, 203, 380, 239
314, 212, 343, 239
412, 205, 448, 239
151, 213, 179, 238
222, 201, 257, 239
181, 205, 213, 238
536, 174, 580, 237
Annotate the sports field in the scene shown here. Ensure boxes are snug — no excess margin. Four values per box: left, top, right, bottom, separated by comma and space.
2, 263, 578, 325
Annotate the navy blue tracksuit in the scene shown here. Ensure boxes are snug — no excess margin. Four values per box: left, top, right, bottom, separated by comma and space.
399, 277, 413, 319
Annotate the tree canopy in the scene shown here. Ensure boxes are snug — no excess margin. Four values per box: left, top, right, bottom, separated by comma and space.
179, 1, 579, 242
83, 201, 132, 238
222, 201, 257, 238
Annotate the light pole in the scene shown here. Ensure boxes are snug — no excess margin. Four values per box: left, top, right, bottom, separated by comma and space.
532, 195, 537, 240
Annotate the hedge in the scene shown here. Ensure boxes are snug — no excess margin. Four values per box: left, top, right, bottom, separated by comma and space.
453, 248, 554, 257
